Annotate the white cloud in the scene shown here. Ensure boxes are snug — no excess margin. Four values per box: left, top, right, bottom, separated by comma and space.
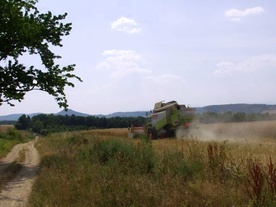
96, 49, 185, 84
213, 54, 276, 76
214, 62, 237, 75
146, 74, 183, 83
89, 83, 114, 95
110, 17, 141, 34
225, 7, 265, 21
96, 49, 150, 80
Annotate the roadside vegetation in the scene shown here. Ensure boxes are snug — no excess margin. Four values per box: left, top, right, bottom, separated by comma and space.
30, 121, 275, 207
0, 125, 33, 158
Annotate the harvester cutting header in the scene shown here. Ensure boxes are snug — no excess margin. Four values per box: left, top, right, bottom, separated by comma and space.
129, 100, 195, 139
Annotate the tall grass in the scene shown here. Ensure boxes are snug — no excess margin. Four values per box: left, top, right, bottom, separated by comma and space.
30, 123, 275, 207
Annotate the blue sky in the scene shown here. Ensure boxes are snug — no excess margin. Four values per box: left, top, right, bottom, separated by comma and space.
1, 0, 276, 115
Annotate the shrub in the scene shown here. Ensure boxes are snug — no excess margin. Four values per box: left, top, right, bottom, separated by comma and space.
78, 137, 156, 174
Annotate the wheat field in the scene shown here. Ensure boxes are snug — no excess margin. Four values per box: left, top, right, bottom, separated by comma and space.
29, 121, 275, 207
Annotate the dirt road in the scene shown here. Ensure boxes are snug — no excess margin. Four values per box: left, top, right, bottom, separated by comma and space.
0, 137, 40, 207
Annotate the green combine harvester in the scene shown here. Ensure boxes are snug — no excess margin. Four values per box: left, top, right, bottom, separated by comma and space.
129, 100, 195, 139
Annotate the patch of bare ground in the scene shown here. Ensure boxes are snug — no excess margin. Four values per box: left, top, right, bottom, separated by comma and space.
0, 137, 40, 207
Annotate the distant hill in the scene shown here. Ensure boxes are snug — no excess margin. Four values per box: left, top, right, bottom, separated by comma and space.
0, 109, 99, 122
195, 104, 276, 114
1, 104, 276, 121
0, 113, 25, 121
0, 113, 41, 121
56, 109, 92, 117
105, 111, 147, 118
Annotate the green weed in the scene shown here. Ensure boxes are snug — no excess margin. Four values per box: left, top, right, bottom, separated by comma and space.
0, 127, 33, 158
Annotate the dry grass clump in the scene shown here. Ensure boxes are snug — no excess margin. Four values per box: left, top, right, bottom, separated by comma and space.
83, 128, 129, 138
0, 125, 14, 132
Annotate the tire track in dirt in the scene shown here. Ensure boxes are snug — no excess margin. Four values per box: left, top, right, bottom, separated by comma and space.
0, 137, 40, 207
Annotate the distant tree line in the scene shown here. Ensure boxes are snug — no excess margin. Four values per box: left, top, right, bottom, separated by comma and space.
0, 120, 16, 125
15, 114, 146, 135
13, 111, 276, 135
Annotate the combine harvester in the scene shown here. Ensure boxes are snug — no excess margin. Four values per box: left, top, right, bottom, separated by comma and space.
128, 100, 195, 139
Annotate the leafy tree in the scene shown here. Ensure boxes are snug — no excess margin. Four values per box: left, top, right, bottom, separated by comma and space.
31, 119, 43, 134
233, 112, 246, 122
0, 0, 82, 108
15, 114, 31, 130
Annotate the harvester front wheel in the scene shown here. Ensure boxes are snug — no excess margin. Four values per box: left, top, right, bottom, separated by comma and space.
147, 127, 157, 140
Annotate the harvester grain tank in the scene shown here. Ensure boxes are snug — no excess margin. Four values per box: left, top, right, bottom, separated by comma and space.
129, 100, 195, 139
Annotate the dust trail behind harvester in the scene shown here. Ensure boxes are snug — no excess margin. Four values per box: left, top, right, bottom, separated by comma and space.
176, 123, 218, 141
176, 121, 276, 142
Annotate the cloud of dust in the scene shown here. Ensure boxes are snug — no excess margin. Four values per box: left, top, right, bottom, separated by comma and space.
176, 121, 273, 143
176, 125, 218, 141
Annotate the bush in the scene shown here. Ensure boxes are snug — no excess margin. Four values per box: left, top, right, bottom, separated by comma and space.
0, 127, 32, 158
78, 137, 156, 174
0, 128, 23, 141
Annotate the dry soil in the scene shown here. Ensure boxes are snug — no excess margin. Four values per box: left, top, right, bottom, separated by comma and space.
0, 137, 39, 207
